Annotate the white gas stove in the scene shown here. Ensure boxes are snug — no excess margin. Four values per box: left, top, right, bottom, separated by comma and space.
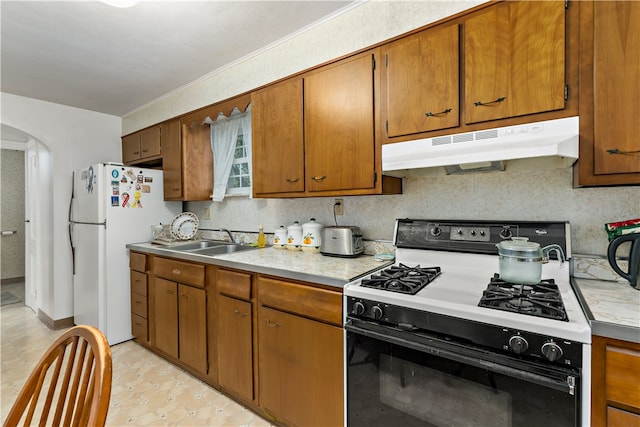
344, 219, 592, 427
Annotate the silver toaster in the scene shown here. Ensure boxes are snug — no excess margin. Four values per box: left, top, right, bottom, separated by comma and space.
320, 226, 364, 257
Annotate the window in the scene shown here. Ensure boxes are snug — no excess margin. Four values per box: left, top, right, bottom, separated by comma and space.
205, 104, 252, 202
226, 131, 251, 196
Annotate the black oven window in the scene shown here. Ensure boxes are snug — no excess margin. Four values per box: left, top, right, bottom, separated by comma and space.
347, 332, 578, 427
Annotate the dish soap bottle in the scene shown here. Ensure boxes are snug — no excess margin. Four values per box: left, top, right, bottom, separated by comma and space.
257, 225, 266, 248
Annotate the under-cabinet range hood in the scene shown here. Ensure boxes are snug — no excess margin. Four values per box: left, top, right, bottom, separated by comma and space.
382, 116, 579, 173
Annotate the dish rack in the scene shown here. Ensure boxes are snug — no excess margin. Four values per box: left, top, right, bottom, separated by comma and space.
150, 224, 178, 245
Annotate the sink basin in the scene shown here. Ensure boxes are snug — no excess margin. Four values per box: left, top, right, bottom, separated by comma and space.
189, 244, 255, 256
173, 240, 231, 250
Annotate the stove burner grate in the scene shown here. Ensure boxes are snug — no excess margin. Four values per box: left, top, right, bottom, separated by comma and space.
360, 263, 441, 295
478, 274, 568, 321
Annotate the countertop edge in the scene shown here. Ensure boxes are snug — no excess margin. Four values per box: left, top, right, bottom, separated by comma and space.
126, 242, 392, 289
572, 278, 640, 344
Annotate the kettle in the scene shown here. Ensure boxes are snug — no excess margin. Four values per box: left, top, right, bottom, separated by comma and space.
607, 233, 640, 290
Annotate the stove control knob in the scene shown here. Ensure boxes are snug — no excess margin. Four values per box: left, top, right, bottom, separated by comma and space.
431, 227, 442, 237
500, 228, 513, 239
352, 301, 366, 316
508, 335, 529, 354
372, 305, 384, 320
541, 341, 563, 362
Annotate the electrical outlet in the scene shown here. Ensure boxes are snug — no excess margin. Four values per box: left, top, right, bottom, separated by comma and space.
334, 199, 344, 215
203, 208, 212, 220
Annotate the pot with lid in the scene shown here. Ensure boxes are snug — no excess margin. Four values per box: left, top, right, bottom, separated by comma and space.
496, 237, 565, 285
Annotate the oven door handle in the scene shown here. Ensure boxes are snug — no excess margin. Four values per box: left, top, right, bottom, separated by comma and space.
346, 320, 577, 395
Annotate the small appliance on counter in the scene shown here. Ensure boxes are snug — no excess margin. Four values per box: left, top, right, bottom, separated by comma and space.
606, 218, 640, 290
320, 226, 364, 257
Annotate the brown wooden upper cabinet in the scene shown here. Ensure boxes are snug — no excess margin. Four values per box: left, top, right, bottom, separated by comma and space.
576, 0, 640, 186
464, 1, 566, 124
251, 78, 305, 195
252, 49, 401, 198
122, 125, 162, 164
382, 23, 460, 138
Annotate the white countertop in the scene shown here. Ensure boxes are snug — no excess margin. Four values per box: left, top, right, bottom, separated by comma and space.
573, 278, 640, 343
127, 242, 392, 288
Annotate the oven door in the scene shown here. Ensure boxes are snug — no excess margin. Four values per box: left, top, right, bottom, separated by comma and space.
346, 318, 581, 427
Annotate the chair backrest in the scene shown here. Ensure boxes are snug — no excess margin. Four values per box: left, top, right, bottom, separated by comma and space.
3, 325, 112, 427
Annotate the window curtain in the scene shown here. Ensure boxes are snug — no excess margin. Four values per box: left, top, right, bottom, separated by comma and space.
204, 104, 251, 202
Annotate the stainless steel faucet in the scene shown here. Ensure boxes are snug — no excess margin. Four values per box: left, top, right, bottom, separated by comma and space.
219, 228, 235, 243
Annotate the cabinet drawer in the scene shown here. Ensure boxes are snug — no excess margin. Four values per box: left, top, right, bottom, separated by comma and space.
130, 270, 147, 296
607, 407, 640, 427
154, 257, 205, 287
217, 269, 252, 300
131, 292, 148, 318
257, 276, 342, 326
130, 251, 147, 272
606, 345, 640, 408
131, 313, 148, 342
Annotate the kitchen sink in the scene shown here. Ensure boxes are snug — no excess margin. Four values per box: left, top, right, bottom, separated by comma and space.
189, 244, 255, 256
173, 240, 232, 250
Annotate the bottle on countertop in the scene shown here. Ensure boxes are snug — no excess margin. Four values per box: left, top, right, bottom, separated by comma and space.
257, 224, 266, 248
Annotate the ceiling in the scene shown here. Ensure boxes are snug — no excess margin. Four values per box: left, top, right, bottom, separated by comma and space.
1, 0, 356, 117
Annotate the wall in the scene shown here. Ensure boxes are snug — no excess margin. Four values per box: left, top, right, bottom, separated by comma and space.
1, 149, 25, 280
0, 93, 121, 320
123, 1, 486, 133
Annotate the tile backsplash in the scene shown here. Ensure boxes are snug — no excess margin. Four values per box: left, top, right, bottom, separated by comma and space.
187, 165, 638, 258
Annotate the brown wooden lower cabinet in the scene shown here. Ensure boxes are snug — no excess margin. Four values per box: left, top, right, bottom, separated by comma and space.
592, 335, 640, 427
217, 295, 254, 402
132, 253, 345, 427
258, 305, 343, 427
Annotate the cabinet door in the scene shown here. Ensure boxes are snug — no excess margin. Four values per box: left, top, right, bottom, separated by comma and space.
122, 133, 141, 164
154, 277, 179, 359
464, 1, 565, 124
607, 407, 640, 427
591, 1, 640, 176
258, 306, 343, 427
384, 24, 459, 137
217, 295, 253, 402
252, 78, 305, 195
304, 52, 376, 192
140, 126, 162, 158
180, 121, 213, 201
178, 284, 207, 374
161, 119, 183, 200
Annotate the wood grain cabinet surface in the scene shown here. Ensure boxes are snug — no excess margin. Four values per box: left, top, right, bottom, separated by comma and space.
382, 23, 460, 138
122, 126, 162, 165
257, 276, 343, 427
576, 0, 640, 186
464, 1, 566, 124
129, 252, 149, 342
591, 335, 640, 426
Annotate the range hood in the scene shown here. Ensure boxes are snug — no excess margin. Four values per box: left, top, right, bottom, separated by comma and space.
382, 116, 579, 173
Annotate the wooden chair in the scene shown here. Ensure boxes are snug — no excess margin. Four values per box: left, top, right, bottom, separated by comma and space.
3, 325, 112, 427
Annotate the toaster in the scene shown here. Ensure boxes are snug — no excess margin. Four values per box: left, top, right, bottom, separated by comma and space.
320, 226, 364, 257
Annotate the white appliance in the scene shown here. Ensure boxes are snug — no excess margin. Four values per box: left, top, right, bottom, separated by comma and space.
382, 116, 579, 172
344, 219, 591, 427
69, 163, 180, 345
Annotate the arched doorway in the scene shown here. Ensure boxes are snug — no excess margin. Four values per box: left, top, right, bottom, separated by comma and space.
1, 124, 53, 314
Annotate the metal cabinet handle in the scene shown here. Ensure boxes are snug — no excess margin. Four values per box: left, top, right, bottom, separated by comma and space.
264, 319, 281, 328
167, 289, 174, 294
311, 175, 327, 182
607, 148, 640, 156
233, 309, 248, 318
473, 97, 506, 107
286, 177, 300, 183
425, 108, 452, 117
172, 268, 181, 275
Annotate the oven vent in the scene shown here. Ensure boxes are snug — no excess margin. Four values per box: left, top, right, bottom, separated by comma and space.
382, 116, 579, 172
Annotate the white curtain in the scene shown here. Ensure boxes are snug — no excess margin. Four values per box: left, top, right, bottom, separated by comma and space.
204, 104, 251, 202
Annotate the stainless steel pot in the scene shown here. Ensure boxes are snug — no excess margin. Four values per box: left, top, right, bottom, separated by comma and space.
496, 237, 565, 284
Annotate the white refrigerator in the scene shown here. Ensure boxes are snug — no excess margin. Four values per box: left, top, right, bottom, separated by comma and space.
69, 163, 180, 345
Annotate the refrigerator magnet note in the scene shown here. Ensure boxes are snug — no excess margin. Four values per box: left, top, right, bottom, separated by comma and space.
131, 191, 143, 208
111, 196, 119, 207
86, 166, 95, 193
121, 192, 130, 208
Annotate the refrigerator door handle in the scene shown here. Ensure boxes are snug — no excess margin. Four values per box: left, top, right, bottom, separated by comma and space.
69, 171, 75, 274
